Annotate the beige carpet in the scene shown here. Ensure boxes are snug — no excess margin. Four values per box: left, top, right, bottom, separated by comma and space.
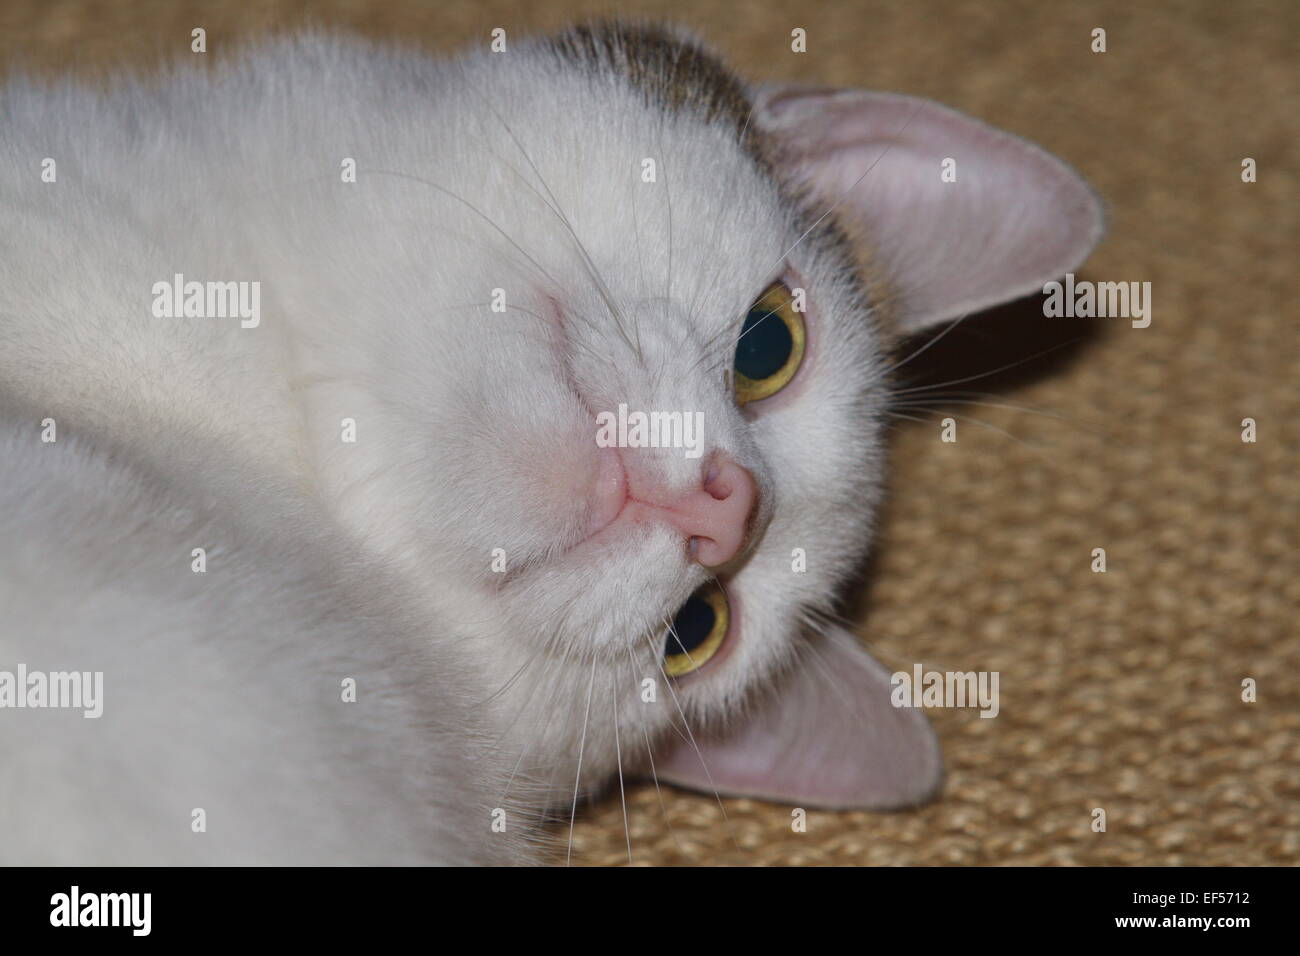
4, 0, 1295, 865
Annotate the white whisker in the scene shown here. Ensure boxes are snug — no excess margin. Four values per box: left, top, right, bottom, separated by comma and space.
611, 669, 632, 865
566, 657, 598, 867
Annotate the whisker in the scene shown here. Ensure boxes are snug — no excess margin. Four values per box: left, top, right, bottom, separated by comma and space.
882, 312, 970, 376
887, 407, 1033, 448
640, 627, 742, 857
885, 410, 933, 426
727, 301, 783, 350
611, 668, 632, 865
892, 394, 1107, 436
499, 748, 528, 804
891, 336, 1087, 396
365, 168, 560, 291
566, 656, 598, 867
483, 121, 642, 359
622, 634, 686, 855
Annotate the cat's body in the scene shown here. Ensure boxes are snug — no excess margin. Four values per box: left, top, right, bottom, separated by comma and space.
0, 26, 1102, 864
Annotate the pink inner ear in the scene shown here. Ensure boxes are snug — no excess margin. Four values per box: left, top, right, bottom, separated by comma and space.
756, 87, 1105, 332
653, 627, 942, 810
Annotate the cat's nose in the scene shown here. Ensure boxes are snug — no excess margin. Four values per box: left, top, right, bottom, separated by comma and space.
673, 456, 758, 567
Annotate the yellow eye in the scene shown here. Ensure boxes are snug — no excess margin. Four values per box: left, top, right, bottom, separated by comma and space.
732, 281, 806, 404
663, 581, 729, 677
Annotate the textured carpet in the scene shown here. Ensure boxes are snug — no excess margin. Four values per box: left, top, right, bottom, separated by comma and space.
4, 0, 1295, 866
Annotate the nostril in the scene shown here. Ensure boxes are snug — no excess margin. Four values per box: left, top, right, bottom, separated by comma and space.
615, 455, 758, 568
702, 461, 722, 494
703, 469, 731, 501
689, 456, 759, 568
703, 455, 749, 502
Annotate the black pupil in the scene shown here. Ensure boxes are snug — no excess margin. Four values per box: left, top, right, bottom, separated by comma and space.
734, 304, 792, 381
665, 592, 715, 657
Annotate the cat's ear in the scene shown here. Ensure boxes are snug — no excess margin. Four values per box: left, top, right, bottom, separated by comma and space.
754, 86, 1105, 332
654, 626, 942, 809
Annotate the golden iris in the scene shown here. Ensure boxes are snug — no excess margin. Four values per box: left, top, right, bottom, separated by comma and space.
663, 581, 729, 677
732, 280, 806, 404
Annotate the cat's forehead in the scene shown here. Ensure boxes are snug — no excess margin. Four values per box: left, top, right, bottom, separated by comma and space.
537, 24, 864, 309
456, 24, 869, 343
543, 23, 768, 167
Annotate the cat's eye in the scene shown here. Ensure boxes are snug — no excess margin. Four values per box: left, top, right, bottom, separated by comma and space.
663, 581, 729, 677
732, 280, 806, 404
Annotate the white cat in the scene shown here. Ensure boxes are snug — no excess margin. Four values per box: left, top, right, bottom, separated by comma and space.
0, 23, 1103, 864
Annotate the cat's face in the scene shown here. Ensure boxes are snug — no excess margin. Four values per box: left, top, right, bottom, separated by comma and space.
357, 24, 1102, 815
398, 28, 883, 805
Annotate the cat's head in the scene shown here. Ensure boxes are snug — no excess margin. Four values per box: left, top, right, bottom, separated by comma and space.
372, 22, 1102, 814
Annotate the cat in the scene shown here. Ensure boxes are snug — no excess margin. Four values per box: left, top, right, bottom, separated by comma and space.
0, 22, 1103, 864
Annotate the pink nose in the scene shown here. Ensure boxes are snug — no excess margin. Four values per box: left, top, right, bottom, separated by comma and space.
666, 457, 759, 567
